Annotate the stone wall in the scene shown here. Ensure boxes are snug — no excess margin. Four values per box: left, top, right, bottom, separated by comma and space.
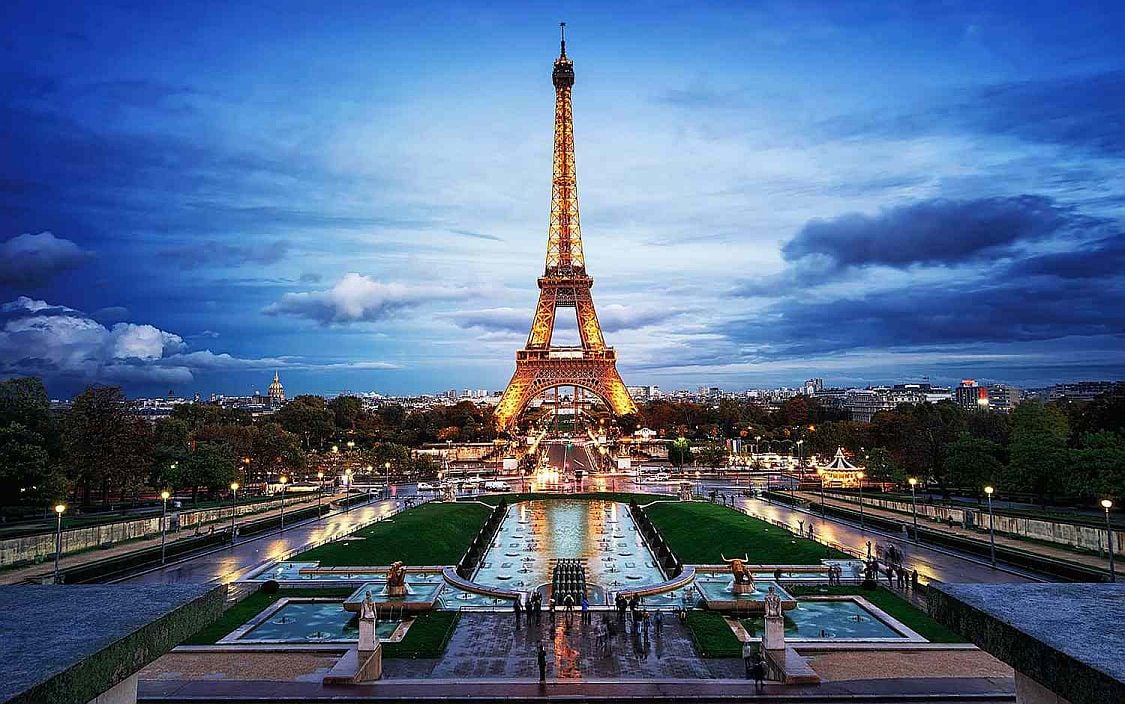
0, 494, 317, 567
833, 494, 1125, 557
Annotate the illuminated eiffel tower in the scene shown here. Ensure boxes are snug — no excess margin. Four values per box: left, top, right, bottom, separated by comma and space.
494, 25, 637, 431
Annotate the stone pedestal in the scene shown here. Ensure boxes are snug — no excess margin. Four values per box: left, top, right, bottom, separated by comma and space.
763, 614, 785, 651
356, 642, 383, 682
386, 584, 407, 597
731, 581, 756, 595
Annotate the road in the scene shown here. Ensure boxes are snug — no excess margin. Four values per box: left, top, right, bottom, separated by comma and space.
122, 494, 409, 584
542, 440, 599, 473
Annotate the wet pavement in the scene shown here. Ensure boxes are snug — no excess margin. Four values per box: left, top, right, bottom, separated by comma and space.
383, 612, 743, 680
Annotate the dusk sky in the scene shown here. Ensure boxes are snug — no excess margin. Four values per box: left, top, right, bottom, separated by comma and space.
2, 1, 1124, 399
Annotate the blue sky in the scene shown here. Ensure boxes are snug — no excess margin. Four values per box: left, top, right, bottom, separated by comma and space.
2, 1, 1124, 398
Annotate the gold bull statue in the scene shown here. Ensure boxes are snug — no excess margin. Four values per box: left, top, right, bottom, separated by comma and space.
721, 553, 753, 585
387, 561, 407, 589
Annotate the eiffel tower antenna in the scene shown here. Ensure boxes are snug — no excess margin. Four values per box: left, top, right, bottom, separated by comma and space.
494, 28, 637, 430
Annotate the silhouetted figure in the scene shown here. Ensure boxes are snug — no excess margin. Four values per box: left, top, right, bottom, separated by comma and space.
537, 642, 547, 682
513, 595, 522, 630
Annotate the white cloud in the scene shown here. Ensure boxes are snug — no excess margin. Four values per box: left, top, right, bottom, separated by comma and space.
264, 273, 466, 325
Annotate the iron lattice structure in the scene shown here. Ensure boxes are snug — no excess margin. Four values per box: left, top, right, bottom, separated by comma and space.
494, 27, 638, 430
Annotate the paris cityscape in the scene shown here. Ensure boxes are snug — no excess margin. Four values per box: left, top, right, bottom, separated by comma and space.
1, 3, 1123, 704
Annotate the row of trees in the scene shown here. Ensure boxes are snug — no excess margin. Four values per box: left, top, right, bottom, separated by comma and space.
0, 378, 498, 513
633, 389, 1125, 504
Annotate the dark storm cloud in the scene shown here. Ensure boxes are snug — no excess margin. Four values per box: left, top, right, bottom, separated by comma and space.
0, 232, 93, 287
726, 276, 1125, 359
822, 70, 1125, 158
782, 195, 1080, 268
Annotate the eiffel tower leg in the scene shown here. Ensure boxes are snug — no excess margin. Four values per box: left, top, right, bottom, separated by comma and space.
495, 365, 536, 430
527, 288, 558, 349
574, 290, 605, 351
593, 364, 638, 417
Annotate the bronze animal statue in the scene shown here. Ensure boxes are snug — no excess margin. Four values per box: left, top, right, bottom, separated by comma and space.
721, 553, 753, 584
387, 561, 407, 588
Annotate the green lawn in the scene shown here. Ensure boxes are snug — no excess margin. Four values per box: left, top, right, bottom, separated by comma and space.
183, 588, 354, 645
644, 501, 847, 564
384, 611, 460, 659
476, 491, 676, 506
292, 502, 492, 566
785, 585, 965, 643
683, 610, 742, 658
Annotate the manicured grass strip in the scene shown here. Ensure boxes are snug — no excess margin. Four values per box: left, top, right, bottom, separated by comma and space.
183, 588, 354, 645
293, 502, 492, 566
683, 610, 742, 658
644, 501, 847, 565
786, 585, 964, 643
476, 491, 676, 506
384, 611, 460, 659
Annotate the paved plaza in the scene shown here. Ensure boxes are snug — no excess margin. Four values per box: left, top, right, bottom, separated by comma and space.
384, 612, 744, 680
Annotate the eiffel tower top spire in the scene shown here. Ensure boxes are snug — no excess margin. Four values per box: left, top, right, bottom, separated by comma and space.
546, 21, 583, 275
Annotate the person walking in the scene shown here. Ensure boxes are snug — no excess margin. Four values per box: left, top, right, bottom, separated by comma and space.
654, 609, 664, 636
885, 564, 894, 587
513, 595, 522, 630
911, 569, 919, 590
563, 592, 575, 622
581, 594, 590, 624
549, 597, 556, 626
537, 642, 547, 683
751, 652, 766, 689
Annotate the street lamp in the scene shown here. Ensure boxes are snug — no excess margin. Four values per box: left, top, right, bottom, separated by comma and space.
229, 482, 239, 543
344, 468, 353, 512
317, 471, 324, 518
160, 490, 171, 564
857, 472, 866, 532
53, 503, 66, 583
1102, 499, 1116, 582
984, 486, 996, 568
279, 476, 288, 532
908, 478, 919, 543
384, 461, 391, 498
347, 440, 355, 450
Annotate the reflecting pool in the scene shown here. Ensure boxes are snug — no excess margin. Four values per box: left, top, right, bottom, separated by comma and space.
237, 601, 399, 642
472, 500, 666, 602
741, 599, 905, 640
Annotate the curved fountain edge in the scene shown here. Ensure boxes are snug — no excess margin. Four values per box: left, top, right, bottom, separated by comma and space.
442, 566, 519, 601
616, 565, 696, 599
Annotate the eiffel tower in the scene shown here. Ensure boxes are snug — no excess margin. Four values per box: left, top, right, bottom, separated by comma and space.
494, 25, 638, 431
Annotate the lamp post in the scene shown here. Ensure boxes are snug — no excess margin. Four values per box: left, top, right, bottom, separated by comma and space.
53, 503, 66, 583
229, 482, 239, 543
160, 490, 171, 564
857, 472, 866, 532
344, 468, 353, 512
317, 471, 324, 518
984, 486, 996, 568
384, 461, 391, 499
1102, 499, 1116, 582
908, 477, 919, 543
817, 469, 826, 521
278, 476, 289, 531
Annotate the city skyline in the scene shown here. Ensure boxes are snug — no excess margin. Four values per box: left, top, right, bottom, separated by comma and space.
3, 1, 1125, 398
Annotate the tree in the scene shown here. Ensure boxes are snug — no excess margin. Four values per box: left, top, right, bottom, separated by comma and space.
1069, 432, 1125, 501
177, 441, 238, 503
274, 395, 334, 450
696, 442, 729, 469
943, 433, 1003, 491
1005, 401, 1069, 504
251, 423, 306, 479
62, 386, 152, 504
0, 377, 62, 506
330, 395, 365, 431
669, 437, 692, 466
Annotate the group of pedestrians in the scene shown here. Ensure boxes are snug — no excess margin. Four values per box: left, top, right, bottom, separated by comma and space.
513, 590, 547, 629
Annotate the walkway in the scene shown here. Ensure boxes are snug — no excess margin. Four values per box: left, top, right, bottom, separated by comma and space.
123, 496, 403, 584
791, 491, 1120, 580
733, 497, 1035, 585
0, 492, 345, 585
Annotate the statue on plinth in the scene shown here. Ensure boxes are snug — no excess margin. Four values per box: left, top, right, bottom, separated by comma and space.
386, 561, 408, 597
762, 585, 785, 651
721, 553, 756, 594
356, 590, 383, 681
